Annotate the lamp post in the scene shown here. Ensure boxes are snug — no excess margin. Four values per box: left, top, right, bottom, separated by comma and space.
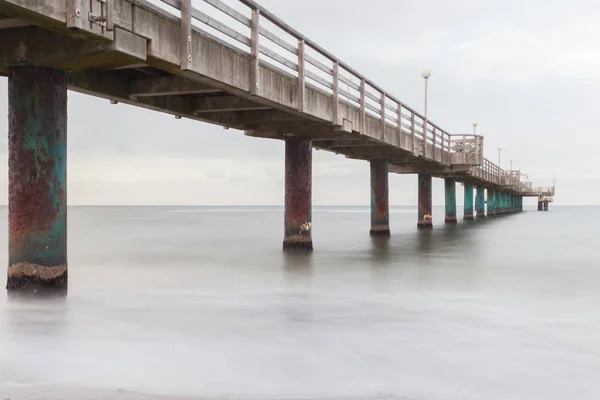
472, 121, 478, 135
497, 148, 502, 184
421, 69, 431, 137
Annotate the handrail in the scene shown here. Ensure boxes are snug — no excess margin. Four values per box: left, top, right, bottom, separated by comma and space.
153, 0, 539, 192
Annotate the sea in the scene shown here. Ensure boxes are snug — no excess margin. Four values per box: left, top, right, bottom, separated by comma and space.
0, 205, 598, 400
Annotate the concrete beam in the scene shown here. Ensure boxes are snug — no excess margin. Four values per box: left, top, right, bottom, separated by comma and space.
195, 95, 271, 114
0, 26, 146, 72
130, 75, 220, 98
0, 17, 30, 28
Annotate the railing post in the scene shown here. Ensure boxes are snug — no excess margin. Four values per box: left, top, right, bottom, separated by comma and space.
441, 132, 445, 164
250, 8, 260, 95
180, 0, 192, 71
105, 0, 113, 31
332, 61, 339, 126
297, 39, 305, 112
410, 112, 415, 154
432, 126, 436, 161
359, 78, 365, 134
396, 103, 402, 147
380, 92, 386, 141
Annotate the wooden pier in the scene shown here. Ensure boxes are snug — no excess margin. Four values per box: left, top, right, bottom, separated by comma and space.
0, 0, 555, 291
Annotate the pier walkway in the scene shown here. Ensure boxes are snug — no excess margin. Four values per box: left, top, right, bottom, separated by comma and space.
0, 0, 555, 291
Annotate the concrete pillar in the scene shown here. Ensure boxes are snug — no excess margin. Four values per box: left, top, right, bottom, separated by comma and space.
476, 185, 486, 218
488, 189, 496, 216
444, 178, 457, 223
7, 65, 68, 292
499, 192, 506, 214
369, 160, 390, 236
283, 136, 312, 251
417, 174, 433, 228
464, 183, 474, 220
538, 198, 543, 211
518, 196, 523, 211
543, 200, 549, 211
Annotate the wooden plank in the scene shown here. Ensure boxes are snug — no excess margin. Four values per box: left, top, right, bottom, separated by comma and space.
250, 8, 259, 95
180, 0, 191, 70
332, 61, 339, 125
297, 39, 305, 112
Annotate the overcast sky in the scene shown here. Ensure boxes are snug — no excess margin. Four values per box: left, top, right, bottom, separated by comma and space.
0, 0, 597, 205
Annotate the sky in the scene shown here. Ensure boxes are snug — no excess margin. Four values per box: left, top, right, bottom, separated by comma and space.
0, 0, 598, 205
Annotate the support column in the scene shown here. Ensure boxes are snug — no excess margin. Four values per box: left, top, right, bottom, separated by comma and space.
488, 189, 496, 216
476, 185, 486, 218
543, 200, 549, 211
283, 136, 313, 251
518, 196, 523, 211
7, 65, 68, 291
370, 160, 390, 236
499, 192, 505, 214
538, 197, 543, 211
444, 178, 457, 223
464, 183, 474, 220
417, 174, 433, 228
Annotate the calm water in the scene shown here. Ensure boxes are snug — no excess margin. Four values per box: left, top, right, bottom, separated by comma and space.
0, 205, 598, 399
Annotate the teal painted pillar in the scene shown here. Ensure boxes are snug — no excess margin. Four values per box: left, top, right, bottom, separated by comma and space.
464, 183, 474, 220
488, 190, 496, 216
517, 196, 522, 211
498, 192, 505, 214
444, 178, 457, 223
417, 174, 433, 228
7, 65, 68, 292
476, 185, 486, 218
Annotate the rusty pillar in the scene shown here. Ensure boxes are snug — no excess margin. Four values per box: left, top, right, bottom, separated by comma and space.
369, 160, 390, 236
283, 136, 313, 251
444, 178, 457, 223
417, 174, 433, 228
7, 65, 68, 292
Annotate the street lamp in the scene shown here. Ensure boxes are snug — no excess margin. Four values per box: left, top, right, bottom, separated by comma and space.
472, 121, 478, 135
421, 69, 431, 127
497, 147, 502, 184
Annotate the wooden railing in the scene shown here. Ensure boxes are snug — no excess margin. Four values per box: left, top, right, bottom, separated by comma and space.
150, 0, 539, 192
153, 0, 482, 164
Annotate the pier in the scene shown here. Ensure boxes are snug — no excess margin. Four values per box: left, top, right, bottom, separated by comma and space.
0, 0, 555, 291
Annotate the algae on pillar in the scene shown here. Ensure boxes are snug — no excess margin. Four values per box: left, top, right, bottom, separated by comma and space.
488, 189, 496, 216
417, 174, 433, 228
464, 183, 474, 220
476, 185, 486, 218
7, 65, 68, 292
370, 160, 390, 236
283, 136, 313, 251
444, 178, 457, 223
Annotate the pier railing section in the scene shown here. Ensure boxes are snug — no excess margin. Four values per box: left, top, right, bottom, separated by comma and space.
151, 0, 538, 191
154, 0, 483, 165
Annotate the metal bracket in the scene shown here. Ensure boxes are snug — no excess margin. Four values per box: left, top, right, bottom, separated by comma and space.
88, 0, 113, 31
